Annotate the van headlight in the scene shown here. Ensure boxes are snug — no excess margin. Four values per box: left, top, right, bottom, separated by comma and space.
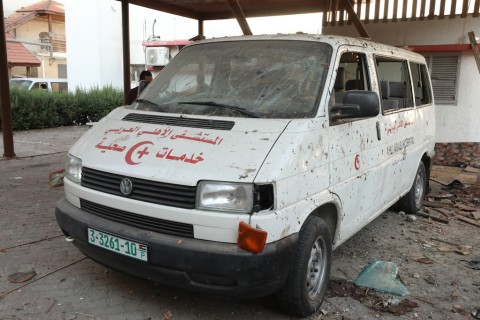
196, 181, 253, 213
65, 154, 82, 184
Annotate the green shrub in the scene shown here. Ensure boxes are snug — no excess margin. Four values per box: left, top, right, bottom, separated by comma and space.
1, 86, 123, 130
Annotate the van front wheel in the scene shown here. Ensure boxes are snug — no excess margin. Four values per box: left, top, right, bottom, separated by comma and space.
278, 215, 332, 317
399, 161, 427, 215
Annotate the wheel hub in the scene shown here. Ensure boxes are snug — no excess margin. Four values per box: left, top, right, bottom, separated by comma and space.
306, 236, 327, 300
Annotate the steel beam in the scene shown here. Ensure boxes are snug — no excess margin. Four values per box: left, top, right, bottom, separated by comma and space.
227, 0, 252, 35
121, 0, 131, 104
341, 0, 370, 38
0, 0, 15, 157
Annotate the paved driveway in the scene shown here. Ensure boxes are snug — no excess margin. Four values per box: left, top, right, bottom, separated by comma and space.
1, 126, 479, 320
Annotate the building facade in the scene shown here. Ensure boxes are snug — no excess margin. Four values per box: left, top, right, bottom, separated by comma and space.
4, 0, 67, 79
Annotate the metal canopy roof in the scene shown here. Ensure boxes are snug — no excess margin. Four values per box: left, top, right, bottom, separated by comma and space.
127, 0, 327, 20
126, 0, 480, 22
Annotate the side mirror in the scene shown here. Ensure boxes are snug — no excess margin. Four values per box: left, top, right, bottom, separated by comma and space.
137, 80, 149, 96
331, 91, 380, 121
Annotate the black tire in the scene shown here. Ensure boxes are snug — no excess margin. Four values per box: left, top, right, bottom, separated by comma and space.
399, 161, 427, 215
277, 215, 332, 317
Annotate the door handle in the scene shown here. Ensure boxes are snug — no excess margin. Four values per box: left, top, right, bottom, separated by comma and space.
376, 121, 382, 141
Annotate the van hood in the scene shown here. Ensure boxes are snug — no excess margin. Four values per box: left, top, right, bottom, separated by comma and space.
70, 108, 290, 185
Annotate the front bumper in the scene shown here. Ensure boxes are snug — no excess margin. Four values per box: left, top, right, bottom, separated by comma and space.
55, 198, 297, 297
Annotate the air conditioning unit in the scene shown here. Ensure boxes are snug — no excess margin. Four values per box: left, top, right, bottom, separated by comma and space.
146, 47, 169, 66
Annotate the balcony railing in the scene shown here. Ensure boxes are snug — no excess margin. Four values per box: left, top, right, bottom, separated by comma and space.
39, 34, 66, 53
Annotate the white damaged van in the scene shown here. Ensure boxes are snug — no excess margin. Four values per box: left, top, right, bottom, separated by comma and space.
55, 34, 435, 317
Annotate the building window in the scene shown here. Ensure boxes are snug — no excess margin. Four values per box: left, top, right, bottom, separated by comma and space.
58, 64, 67, 78
130, 64, 146, 82
422, 53, 460, 105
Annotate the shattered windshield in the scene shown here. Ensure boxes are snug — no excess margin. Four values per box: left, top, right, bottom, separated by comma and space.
134, 40, 332, 119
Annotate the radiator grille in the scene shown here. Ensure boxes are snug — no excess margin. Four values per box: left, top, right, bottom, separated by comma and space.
80, 199, 194, 238
81, 167, 196, 209
122, 113, 235, 130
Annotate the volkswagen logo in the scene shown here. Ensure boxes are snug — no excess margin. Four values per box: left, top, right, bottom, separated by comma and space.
119, 178, 133, 196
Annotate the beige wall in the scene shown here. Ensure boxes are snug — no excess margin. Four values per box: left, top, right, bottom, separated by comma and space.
12, 17, 67, 80
37, 56, 67, 78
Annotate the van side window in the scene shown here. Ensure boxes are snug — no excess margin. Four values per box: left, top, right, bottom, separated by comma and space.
329, 52, 378, 125
375, 57, 414, 112
331, 52, 371, 105
409, 62, 432, 106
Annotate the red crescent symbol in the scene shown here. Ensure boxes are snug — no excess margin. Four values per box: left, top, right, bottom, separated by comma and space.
125, 141, 153, 165
354, 154, 360, 171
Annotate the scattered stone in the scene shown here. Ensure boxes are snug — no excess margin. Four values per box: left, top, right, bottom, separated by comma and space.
455, 245, 472, 255
8, 270, 36, 283
63, 311, 77, 320
451, 305, 465, 313
414, 257, 434, 264
472, 307, 480, 319
424, 275, 436, 284
386, 299, 419, 315
163, 310, 173, 320
434, 193, 454, 199
406, 215, 417, 222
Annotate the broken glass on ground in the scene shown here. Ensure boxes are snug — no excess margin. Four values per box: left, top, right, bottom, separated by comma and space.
354, 261, 409, 296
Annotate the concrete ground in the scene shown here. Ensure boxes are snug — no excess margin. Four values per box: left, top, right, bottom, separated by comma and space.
0, 126, 479, 320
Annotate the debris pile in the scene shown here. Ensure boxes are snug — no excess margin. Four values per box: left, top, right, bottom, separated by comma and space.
327, 279, 418, 315
419, 165, 480, 228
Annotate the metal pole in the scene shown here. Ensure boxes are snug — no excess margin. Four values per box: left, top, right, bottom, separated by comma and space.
198, 19, 204, 39
341, 0, 370, 38
121, 0, 131, 104
5, 39, 53, 57
468, 31, 480, 75
226, 0, 253, 35
0, 0, 16, 157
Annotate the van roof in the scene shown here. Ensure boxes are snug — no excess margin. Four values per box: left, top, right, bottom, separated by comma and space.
190, 34, 425, 62
10, 78, 68, 82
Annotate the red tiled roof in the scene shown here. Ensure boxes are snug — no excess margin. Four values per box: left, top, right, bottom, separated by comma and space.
4, 12, 37, 32
17, 0, 64, 15
4, 0, 64, 32
5, 33, 41, 67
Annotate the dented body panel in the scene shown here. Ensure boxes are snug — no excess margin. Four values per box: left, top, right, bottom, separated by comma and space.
55, 34, 435, 298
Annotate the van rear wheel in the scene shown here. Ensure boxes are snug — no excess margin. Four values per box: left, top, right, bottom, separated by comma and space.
399, 162, 427, 215
277, 215, 332, 317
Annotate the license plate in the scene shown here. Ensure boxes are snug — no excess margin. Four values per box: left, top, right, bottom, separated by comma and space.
88, 227, 148, 262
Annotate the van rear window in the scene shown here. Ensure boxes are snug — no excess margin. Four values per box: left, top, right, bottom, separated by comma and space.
135, 40, 332, 119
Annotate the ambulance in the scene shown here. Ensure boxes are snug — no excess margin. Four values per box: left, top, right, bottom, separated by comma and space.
55, 34, 435, 317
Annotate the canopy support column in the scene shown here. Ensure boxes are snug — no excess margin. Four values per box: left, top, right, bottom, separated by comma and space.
121, 0, 131, 104
0, 0, 15, 157
227, 0, 253, 35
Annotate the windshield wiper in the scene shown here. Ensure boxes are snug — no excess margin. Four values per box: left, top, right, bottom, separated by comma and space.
178, 101, 260, 118
133, 99, 166, 111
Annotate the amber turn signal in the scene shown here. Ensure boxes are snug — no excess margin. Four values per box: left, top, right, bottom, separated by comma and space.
237, 221, 268, 253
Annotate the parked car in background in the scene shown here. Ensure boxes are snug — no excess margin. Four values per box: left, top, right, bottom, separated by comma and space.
9, 78, 68, 92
